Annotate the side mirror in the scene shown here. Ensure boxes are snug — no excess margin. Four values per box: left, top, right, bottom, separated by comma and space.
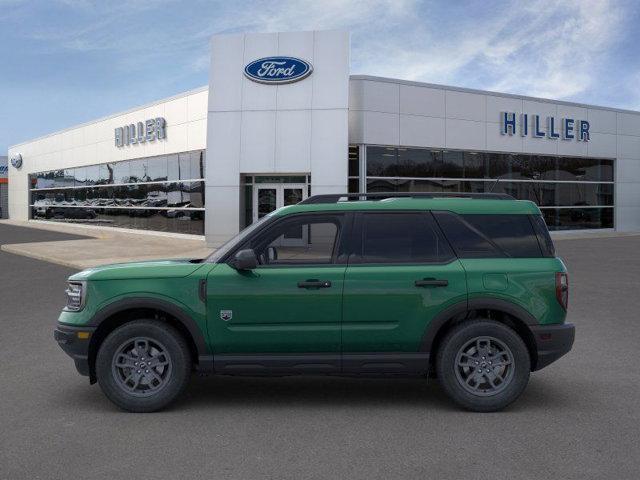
230, 249, 258, 271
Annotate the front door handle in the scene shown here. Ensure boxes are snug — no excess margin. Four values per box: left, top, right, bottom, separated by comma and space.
415, 278, 448, 287
298, 279, 332, 289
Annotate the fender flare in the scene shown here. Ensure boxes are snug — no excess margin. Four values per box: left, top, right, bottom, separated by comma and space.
420, 297, 539, 353
87, 297, 210, 358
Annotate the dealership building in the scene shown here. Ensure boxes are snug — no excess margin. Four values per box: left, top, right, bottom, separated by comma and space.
7, 30, 640, 246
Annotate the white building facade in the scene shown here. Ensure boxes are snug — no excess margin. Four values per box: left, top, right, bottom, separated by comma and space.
8, 30, 640, 245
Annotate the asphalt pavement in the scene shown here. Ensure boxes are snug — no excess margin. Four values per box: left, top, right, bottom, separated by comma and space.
0, 223, 639, 480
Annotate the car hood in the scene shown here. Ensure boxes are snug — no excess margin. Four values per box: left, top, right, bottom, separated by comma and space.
69, 259, 206, 281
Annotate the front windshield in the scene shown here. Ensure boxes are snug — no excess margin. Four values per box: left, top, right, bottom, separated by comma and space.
205, 213, 274, 263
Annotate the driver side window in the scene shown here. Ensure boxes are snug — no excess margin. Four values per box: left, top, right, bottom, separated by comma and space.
248, 215, 341, 266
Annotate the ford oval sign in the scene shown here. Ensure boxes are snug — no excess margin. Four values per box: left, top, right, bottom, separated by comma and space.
10, 153, 23, 169
244, 56, 313, 85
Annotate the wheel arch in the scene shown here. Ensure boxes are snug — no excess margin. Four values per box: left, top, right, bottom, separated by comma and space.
422, 298, 539, 371
86, 297, 212, 383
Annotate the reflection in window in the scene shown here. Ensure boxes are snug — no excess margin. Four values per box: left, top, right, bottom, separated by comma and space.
28, 150, 206, 235
365, 146, 615, 230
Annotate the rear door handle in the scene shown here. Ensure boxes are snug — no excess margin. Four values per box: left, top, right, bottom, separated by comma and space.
298, 279, 332, 289
415, 278, 448, 287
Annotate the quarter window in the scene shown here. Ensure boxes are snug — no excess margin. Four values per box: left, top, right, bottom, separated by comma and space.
433, 212, 502, 258
461, 214, 542, 258
434, 212, 544, 258
358, 212, 453, 264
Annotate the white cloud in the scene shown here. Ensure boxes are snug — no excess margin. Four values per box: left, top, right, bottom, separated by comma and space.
348, 0, 626, 102
9, 0, 631, 104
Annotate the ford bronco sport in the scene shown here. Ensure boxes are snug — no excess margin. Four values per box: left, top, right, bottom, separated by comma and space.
54, 192, 574, 412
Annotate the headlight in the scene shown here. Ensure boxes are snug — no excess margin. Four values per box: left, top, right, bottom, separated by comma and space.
65, 281, 86, 311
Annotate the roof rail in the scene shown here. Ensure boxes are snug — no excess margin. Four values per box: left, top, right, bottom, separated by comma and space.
299, 192, 515, 205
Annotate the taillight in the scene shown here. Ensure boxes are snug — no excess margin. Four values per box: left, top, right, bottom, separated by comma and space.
555, 272, 569, 310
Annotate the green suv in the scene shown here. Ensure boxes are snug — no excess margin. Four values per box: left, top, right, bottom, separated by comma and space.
54, 193, 574, 412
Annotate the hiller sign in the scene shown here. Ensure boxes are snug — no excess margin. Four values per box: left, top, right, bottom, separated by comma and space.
501, 112, 590, 141
115, 117, 166, 147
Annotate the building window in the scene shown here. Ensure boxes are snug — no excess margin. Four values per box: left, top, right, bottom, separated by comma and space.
348, 145, 360, 193
364, 146, 615, 231
28, 150, 206, 235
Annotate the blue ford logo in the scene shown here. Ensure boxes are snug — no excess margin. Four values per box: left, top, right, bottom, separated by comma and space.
10, 153, 22, 169
244, 56, 313, 84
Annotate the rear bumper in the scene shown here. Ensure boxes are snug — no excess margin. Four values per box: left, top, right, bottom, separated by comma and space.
54, 324, 96, 377
530, 322, 575, 371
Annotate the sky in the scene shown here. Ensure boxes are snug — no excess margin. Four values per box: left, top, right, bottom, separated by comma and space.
1, 0, 639, 153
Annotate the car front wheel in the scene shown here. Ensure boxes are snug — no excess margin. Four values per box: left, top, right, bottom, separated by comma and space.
436, 319, 531, 412
96, 320, 192, 412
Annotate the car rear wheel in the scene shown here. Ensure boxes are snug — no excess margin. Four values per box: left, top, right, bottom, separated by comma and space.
96, 320, 192, 412
436, 319, 530, 412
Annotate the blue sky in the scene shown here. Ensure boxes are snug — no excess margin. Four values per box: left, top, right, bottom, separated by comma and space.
2, 0, 639, 153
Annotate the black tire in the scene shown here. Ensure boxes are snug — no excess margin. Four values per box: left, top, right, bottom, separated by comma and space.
96, 320, 192, 412
436, 319, 530, 412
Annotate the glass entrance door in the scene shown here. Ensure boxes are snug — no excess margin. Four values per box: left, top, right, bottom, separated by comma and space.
253, 184, 308, 247
256, 187, 278, 220
253, 183, 307, 221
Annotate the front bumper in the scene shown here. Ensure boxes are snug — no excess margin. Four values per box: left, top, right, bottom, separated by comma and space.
54, 324, 96, 377
530, 322, 575, 371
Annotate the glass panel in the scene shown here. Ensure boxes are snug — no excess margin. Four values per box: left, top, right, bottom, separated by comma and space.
490, 181, 552, 204
257, 188, 277, 219
348, 178, 359, 193
35, 208, 205, 235
530, 214, 556, 256
558, 157, 613, 182
185, 181, 205, 208
178, 153, 193, 180
112, 161, 130, 184
251, 217, 340, 265
167, 154, 180, 181
434, 212, 504, 258
441, 151, 464, 177
129, 158, 148, 183
367, 178, 473, 193
29, 152, 206, 235
366, 146, 398, 176
144, 183, 168, 207
397, 148, 442, 177
360, 213, 454, 263
190, 151, 205, 180
543, 207, 614, 230
510, 155, 557, 180
284, 188, 303, 206
243, 184, 253, 228
100, 164, 114, 184
461, 214, 542, 257
37, 171, 55, 189
283, 188, 304, 239
147, 155, 168, 182
74, 167, 87, 187
348, 145, 359, 177
254, 176, 307, 183
166, 182, 189, 208
53, 170, 65, 188
463, 152, 488, 178
85, 165, 100, 185
490, 181, 614, 207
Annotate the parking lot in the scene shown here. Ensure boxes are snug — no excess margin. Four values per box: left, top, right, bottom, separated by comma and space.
1, 223, 639, 480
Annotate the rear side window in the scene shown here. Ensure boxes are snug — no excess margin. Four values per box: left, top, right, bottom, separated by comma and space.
462, 215, 542, 258
530, 214, 556, 257
357, 212, 454, 264
434, 212, 543, 258
433, 212, 503, 258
